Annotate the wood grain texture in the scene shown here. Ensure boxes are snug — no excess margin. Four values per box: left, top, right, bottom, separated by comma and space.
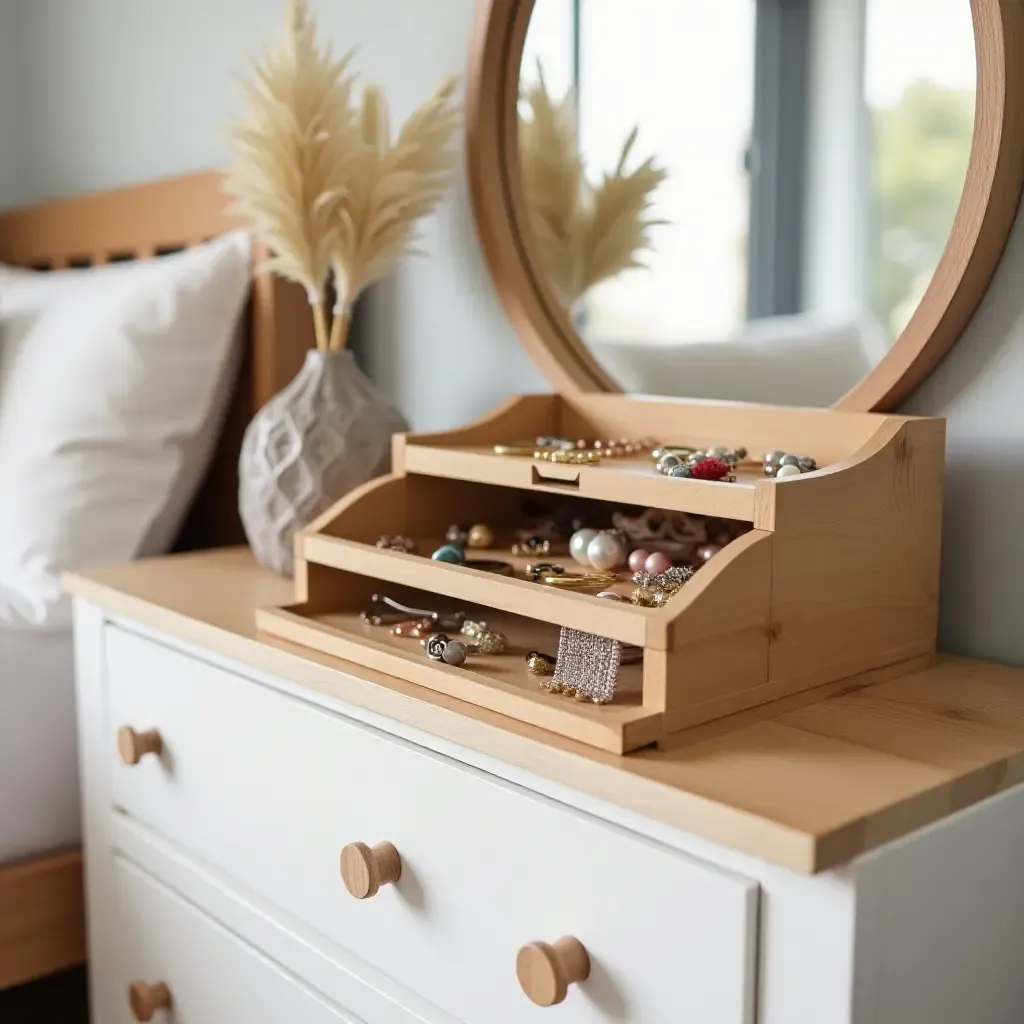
63, 548, 1024, 873
516, 937, 590, 1007
339, 842, 402, 900
762, 418, 945, 692
653, 530, 773, 730
0, 852, 86, 990
465, 0, 1024, 411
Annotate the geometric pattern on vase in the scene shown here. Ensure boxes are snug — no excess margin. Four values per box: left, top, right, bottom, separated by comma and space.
239, 348, 408, 576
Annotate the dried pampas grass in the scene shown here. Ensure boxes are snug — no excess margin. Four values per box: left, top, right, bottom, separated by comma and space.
518, 69, 587, 305
329, 77, 461, 350
518, 65, 667, 309
583, 129, 668, 293
224, 0, 461, 352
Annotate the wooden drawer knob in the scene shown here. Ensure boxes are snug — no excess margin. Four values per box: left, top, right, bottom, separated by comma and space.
517, 937, 591, 1006
340, 841, 401, 899
128, 980, 172, 1021
118, 726, 162, 766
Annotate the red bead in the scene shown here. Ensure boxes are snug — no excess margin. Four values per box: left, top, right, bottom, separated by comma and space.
689, 457, 732, 481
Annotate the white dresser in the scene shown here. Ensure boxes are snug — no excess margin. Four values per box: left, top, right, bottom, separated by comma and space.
67, 549, 1024, 1024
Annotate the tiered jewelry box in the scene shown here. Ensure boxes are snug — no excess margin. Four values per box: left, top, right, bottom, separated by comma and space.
257, 392, 944, 754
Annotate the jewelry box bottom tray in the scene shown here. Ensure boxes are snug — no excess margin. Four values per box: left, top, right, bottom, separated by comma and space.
257, 596, 660, 755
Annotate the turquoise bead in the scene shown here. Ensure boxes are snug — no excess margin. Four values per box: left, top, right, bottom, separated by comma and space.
431, 544, 465, 564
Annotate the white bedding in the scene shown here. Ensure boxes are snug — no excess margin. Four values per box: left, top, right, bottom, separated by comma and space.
0, 232, 253, 864
0, 624, 80, 864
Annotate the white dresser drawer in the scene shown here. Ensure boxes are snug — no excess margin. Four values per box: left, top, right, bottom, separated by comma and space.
110, 855, 360, 1024
106, 625, 758, 1024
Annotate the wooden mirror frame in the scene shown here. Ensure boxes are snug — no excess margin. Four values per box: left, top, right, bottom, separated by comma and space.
467, 0, 1024, 411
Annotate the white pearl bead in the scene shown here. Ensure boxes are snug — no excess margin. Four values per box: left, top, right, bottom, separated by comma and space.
775, 464, 802, 478
569, 528, 598, 566
587, 532, 626, 571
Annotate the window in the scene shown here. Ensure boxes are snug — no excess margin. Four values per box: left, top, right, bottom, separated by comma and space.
521, 0, 975, 348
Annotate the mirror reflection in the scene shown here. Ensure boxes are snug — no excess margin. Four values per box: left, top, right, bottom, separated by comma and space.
519, 0, 976, 405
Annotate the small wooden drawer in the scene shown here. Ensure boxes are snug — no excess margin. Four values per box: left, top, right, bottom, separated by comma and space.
105, 625, 759, 1024
259, 392, 946, 752
261, 576, 663, 755
111, 856, 360, 1023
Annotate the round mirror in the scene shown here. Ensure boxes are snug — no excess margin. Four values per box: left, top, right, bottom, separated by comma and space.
468, 0, 1024, 410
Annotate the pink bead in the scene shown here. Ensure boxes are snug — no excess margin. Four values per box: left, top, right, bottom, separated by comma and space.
644, 551, 673, 574
696, 543, 723, 563
628, 549, 650, 573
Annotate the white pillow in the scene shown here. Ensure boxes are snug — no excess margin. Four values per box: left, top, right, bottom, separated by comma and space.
0, 232, 252, 629
590, 314, 880, 406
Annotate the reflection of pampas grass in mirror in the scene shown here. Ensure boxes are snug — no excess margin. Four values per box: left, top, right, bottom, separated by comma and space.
224, 0, 461, 353
518, 67, 588, 305
518, 62, 668, 309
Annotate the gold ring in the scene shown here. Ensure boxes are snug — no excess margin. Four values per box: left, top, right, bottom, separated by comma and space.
541, 572, 618, 589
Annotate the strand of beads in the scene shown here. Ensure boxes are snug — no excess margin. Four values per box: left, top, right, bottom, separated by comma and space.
494, 436, 658, 465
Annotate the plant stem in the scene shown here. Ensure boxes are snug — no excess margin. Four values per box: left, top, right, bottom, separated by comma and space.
328, 307, 350, 352
311, 300, 329, 352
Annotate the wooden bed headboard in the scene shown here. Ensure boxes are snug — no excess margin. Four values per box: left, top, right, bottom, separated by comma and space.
0, 170, 313, 549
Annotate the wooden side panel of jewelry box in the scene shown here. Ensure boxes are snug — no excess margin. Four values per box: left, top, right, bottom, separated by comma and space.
657, 416, 945, 736
268, 394, 946, 754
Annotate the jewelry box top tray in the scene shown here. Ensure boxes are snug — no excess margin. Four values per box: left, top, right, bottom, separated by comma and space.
395, 393, 924, 524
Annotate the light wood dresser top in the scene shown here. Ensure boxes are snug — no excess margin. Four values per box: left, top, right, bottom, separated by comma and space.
65, 547, 1024, 874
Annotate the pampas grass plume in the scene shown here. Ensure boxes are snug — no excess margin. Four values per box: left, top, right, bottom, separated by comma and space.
224, 0, 461, 352
518, 66, 667, 308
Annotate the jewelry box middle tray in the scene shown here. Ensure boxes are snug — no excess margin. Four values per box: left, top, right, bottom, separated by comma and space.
257, 393, 945, 755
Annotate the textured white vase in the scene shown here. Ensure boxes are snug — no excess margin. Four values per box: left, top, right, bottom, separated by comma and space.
239, 349, 407, 576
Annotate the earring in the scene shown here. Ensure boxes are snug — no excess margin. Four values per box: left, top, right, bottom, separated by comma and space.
542, 627, 641, 703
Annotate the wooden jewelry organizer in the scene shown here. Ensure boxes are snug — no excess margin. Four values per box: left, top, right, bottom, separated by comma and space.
257, 392, 945, 754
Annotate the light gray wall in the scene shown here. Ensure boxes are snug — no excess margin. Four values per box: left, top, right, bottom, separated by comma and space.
4, 0, 545, 427
0, 2, 27, 206
1, 0, 1021, 665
